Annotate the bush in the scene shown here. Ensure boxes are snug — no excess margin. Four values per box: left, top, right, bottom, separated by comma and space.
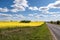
20, 20, 31, 23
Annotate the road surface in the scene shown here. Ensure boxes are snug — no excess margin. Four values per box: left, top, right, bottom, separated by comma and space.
47, 23, 60, 40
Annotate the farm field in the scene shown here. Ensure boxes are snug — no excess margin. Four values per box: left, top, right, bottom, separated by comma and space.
0, 21, 44, 28
0, 22, 52, 40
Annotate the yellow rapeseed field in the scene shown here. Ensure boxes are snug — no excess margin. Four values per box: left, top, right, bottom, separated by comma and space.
0, 21, 44, 28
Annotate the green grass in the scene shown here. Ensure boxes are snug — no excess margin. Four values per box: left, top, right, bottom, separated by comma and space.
0, 23, 52, 40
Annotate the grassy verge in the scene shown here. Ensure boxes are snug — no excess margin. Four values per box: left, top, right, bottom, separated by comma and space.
0, 23, 52, 40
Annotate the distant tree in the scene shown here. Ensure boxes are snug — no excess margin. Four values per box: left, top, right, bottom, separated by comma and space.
50, 21, 53, 23
20, 20, 31, 23
57, 20, 60, 24
10, 20, 12, 22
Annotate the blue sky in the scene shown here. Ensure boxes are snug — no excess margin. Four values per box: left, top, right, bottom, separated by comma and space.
0, 0, 60, 21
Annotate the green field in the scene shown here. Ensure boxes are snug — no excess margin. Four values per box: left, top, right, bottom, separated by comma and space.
0, 23, 52, 40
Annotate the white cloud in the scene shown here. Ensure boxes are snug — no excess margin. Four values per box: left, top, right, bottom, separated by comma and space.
28, 0, 60, 15
28, 13, 46, 19
10, 14, 26, 21
28, 0, 60, 12
0, 13, 12, 17
0, 0, 29, 12
11, 0, 28, 12
35, 14, 46, 19
28, 14, 34, 16
39, 0, 60, 16
39, 7, 49, 11
0, 7, 9, 12
0, 13, 13, 21
0, 13, 26, 21
15, 14, 25, 19
10, 7, 25, 12
47, 1, 60, 8
39, 0, 60, 11
35, 15, 40, 18
29, 7, 38, 11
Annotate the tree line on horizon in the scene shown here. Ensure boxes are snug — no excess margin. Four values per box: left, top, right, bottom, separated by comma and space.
50, 20, 60, 24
